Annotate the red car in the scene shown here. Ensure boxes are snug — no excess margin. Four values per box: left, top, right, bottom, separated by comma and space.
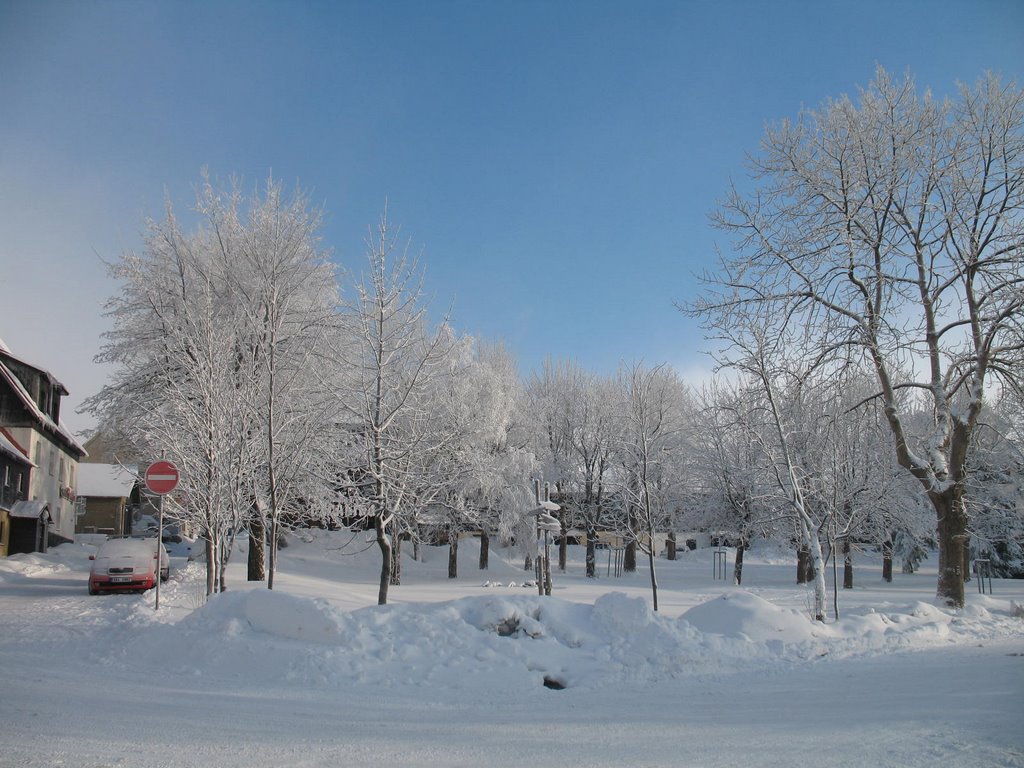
88, 537, 170, 595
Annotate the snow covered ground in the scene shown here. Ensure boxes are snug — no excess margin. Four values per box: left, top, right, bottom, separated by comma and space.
1, 532, 1022, 767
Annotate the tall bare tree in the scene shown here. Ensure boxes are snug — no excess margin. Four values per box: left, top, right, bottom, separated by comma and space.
335, 211, 453, 605
688, 69, 1024, 607
615, 362, 688, 612
90, 201, 257, 596
203, 178, 339, 589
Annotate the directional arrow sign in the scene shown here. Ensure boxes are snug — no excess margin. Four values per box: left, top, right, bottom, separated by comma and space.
537, 513, 560, 528
145, 460, 180, 495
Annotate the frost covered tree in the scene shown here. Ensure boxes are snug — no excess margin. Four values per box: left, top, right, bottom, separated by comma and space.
90, 199, 258, 596
689, 69, 1024, 607
333, 211, 454, 605
90, 174, 340, 596
200, 178, 340, 589
614, 362, 688, 612
439, 339, 537, 576
690, 381, 774, 586
526, 360, 617, 577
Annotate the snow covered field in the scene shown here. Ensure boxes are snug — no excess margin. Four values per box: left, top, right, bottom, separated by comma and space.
1, 532, 1022, 767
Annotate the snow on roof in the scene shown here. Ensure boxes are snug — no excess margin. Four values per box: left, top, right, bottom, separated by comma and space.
0, 356, 86, 457
10, 499, 51, 520
0, 429, 34, 466
0, 336, 10, 354
77, 463, 139, 498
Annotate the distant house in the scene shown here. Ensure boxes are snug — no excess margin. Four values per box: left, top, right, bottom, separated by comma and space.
0, 337, 87, 554
76, 463, 140, 537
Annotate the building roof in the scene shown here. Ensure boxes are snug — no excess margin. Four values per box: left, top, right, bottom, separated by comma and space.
10, 499, 52, 520
0, 347, 86, 457
78, 463, 138, 498
0, 428, 34, 466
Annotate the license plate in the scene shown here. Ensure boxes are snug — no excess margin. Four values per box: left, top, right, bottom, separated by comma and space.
110, 576, 132, 583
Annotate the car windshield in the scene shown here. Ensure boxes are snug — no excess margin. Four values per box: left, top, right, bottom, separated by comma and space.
96, 539, 157, 557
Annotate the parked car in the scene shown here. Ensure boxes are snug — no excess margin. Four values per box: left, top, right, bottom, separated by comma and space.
88, 537, 169, 595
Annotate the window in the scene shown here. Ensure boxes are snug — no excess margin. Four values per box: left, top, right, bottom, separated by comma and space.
49, 448, 56, 476
59, 457, 66, 484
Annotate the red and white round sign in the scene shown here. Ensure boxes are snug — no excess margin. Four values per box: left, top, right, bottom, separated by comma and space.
144, 460, 180, 495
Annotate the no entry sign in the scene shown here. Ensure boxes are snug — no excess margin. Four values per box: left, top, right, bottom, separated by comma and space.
144, 460, 180, 495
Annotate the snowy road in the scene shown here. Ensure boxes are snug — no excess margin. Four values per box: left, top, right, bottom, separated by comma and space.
1, 539, 1022, 767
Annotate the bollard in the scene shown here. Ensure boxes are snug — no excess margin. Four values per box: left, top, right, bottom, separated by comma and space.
974, 559, 994, 595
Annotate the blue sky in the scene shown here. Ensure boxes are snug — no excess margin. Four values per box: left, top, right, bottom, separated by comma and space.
1, 0, 1022, 435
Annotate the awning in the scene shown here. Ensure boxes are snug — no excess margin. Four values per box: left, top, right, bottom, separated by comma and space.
9, 500, 52, 521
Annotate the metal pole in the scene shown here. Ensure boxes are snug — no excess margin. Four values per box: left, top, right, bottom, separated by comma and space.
155, 490, 163, 610
543, 483, 552, 596
534, 479, 543, 596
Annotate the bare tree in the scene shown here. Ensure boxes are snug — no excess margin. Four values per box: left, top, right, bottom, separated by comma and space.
202, 178, 339, 589
527, 361, 617, 577
89, 201, 257, 596
334, 211, 454, 605
688, 69, 1024, 607
441, 339, 537, 575
615, 362, 688, 612
690, 381, 774, 586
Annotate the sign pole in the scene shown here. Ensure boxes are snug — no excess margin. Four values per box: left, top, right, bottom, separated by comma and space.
156, 491, 163, 610
144, 460, 180, 610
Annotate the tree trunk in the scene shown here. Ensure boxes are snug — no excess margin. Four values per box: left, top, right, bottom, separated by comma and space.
375, 515, 392, 605
218, 534, 229, 593
267, 515, 278, 590
806, 530, 827, 622
624, 505, 637, 572
667, 531, 677, 561
478, 531, 489, 570
205, 535, 216, 596
558, 513, 567, 572
843, 538, 853, 589
733, 540, 745, 586
797, 546, 809, 584
882, 537, 893, 583
624, 539, 637, 573
390, 532, 402, 586
933, 487, 967, 608
647, 546, 659, 612
524, 554, 532, 571
247, 513, 266, 582
585, 527, 597, 578
448, 530, 458, 578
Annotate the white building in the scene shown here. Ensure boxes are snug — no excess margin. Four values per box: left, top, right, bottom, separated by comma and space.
0, 337, 87, 551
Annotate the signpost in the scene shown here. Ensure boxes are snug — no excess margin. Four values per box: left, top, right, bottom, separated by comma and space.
144, 460, 179, 610
525, 479, 560, 596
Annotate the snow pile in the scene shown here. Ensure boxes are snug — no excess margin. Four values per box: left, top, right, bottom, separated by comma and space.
0, 552, 71, 581
111, 583, 1024, 695
6, 537, 1022, 697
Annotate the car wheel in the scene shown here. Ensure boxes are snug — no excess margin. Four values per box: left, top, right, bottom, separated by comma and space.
160, 569, 169, 582
88, 584, 98, 595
